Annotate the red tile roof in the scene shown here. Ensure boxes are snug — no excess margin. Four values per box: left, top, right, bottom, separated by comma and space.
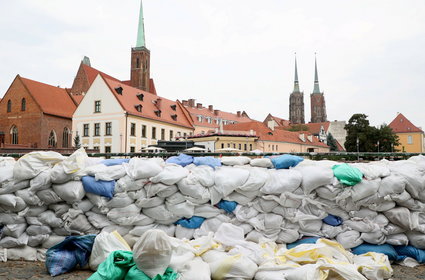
20, 76, 76, 118
389, 113, 423, 133
269, 114, 291, 127
223, 121, 328, 147
81, 64, 121, 85
305, 122, 330, 134
100, 75, 193, 129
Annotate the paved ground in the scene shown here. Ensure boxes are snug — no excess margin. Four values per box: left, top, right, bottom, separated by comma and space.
0, 262, 424, 279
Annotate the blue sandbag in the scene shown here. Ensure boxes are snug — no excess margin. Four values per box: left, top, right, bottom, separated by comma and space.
395, 245, 425, 263
287, 237, 319, 249
100, 158, 130, 166
46, 235, 96, 276
175, 216, 206, 229
166, 154, 194, 167
352, 243, 403, 261
82, 176, 115, 199
193, 157, 221, 169
217, 200, 238, 213
270, 154, 303, 169
322, 214, 343, 226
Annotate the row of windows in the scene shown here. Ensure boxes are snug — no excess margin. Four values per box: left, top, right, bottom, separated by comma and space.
196, 115, 236, 125
8, 125, 71, 147
221, 143, 253, 151
6, 98, 26, 113
83, 122, 112, 137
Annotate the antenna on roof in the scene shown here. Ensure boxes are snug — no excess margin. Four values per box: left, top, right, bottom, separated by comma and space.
82, 56, 91, 66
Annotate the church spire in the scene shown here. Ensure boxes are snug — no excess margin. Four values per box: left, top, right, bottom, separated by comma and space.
293, 53, 300, 93
136, 0, 146, 48
313, 53, 321, 94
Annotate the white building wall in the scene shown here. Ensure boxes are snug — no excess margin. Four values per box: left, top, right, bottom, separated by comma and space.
328, 121, 347, 148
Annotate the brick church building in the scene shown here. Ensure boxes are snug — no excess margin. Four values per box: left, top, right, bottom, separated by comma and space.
0, 75, 77, 149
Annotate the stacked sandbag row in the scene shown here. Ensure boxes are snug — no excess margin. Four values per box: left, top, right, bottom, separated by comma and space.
1, 149, 425, 266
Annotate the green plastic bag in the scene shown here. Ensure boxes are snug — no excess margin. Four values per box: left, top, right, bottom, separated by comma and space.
332, 163, 363, 186
88, 250, 135, 280
125, 266, 179, 280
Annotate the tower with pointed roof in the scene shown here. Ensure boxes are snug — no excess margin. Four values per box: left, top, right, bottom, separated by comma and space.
310, 54, 327, 123
289, 54, 305, 124
130, 0, 151, 92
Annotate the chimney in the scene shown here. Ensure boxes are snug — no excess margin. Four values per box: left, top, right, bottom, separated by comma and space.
237, 111, 241, 117
196, 103, 203, 109
182, 100, 189, 106
208, 105, 213, 111
188, 99, 195, 107
214, 109, 220, 116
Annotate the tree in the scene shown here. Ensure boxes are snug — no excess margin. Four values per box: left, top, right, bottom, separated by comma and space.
287, 124, 309, 132
344, 114, 399, 152
326, 132, 338, 151
73, 132, 81, 149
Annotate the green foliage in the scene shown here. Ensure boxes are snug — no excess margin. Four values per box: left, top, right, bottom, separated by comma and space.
73, 133, 81, 149
287, 124, 309, 132
326, 132, 338, 151
344, 114, 399, 152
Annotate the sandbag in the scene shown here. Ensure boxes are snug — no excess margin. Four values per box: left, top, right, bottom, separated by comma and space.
124, 158, 164, 180
52, 181, 85, 203
165, 153, 193, 167
270, 154, 303, 169
332, 163, 363, 186
82, 176, 115, 199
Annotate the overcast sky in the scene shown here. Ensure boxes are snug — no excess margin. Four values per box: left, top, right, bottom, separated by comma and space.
1, 0, 424, 129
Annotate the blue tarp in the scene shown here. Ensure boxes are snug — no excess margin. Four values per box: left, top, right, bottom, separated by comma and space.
100, 158, 130, 166
322, 214, 343, 226
352, 243, 403, 261
175, 216, 206, 229
193, 157, 221, 169
46, 235, 96, 276
82, 176, 115, 199
269, 154, 304, 169
166, 154, 194, 167
217, 200, 238, 213
395, 246, 425, 263
287, 237, 319, 249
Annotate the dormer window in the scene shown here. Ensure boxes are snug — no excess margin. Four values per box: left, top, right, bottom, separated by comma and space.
134, 104, 143, 112
268, 132, 273, 135
136, 93, 144, 101
197, 115, 203, 122
170, 104, 177, 111
171, 114, 177, 121
115, 86, 123, 95
154, 110, 161, 117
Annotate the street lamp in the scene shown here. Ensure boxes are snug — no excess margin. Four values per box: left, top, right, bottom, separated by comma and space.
356, 137, 360, 161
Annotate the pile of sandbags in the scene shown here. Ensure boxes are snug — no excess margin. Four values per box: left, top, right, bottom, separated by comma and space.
1, 150, 425, 277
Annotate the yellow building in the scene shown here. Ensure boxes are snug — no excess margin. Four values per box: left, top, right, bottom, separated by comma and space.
187, 134, 258, 152
389, 113, 424, 153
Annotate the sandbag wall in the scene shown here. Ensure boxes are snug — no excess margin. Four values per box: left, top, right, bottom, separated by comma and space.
1, 149, 425, 261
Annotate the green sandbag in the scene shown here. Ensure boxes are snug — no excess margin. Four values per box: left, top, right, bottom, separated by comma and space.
125, 266, 179, 280
332, 163, 363, 186
88, 250, 135, 280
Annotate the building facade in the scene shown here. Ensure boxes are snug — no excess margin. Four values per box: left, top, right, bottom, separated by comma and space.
310, 56, 327, 123
389, 113, 424, 153
289, 56, 305, 124
0, 75, 76, 149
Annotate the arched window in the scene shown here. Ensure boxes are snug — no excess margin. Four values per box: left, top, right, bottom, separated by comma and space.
48, 130, 57, 148
62, 127, 70, 148
7, 100, 11, 112
21, 98, 26, 111
10, 125, 18, 144
136, 57, 140, 68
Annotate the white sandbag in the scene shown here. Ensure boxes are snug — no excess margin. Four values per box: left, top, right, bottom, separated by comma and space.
37, 248, 47, 262
378, 174, 407, 197
386, 233, 409, 246
407, 231, 425, 249
344, 218, 379, 233
178, 257, 211, 280
64, 214, 97, 235
36, 189, 63, 205
96, 165, 126, 181
143, 205, 176, 222
315, 184, 344, 200
0, 196, 27, 213
26, 225, 51, 236
0, 213, 25, 224
204, 250, 258, 280
135, 196, 164, 208
51, 148, 88, 183
383, 223, 405, 235
238, 167, 269, 192
38, 211, 63, 228
0, 233, 29, 248
145, 183, 173, 198
85, 192, 109, 209
124, 157, 164, 180
156, 185, 178, 198
214, 223, 245, 247
177, 179, 210, 201
28, 234, 49, 247
130, 224, 158, 237
0, 157, 15, 167
52, 181, 85, 203
0, 165, 14, 185
86, 211, 116, 229
384, 207, 417, 231
165, 192, 186, 205
41, 235, 66, 249
49, 203, 70, 216
349, 208, 379, 219
13, 151, 64, 181
295, 165, 334, 194
351, 179, 380, 202
101, 225, 132, 237
211, 166, 249, 204
225, 191, 256, 205
15, 189, 43, 206
26, 216, 43, 226
29, 170, 52, 192
185, 165, 215, 187
123, 234, 139, 248
221, 156, 251, 166
133, 229, 173, 278
353, 253, 393, 280
194, 204, 223, 218
336, 230, 363, 249
0, 194, 19, 207
107, 204, 141, 222
361, 230, 386, 244
389, 160, 425, 200
0, 179, 29, 195
321, 224, 346, 239
156, 224, 176, 237
6, 246, 37, 261
250, 158, 273, 168
166, 200, 195, 218
352, 162, 391, 180
72, 199, 94, 212
150, 164, 189, 185
251, 197, 279, 213
234, 205, 259, 222
89, 230, 131, 271
105, 192, 133, 208
116, 175, 147, 192
3, 223, 27, 238
260, 169, 302, 195
127, 189, 147, 200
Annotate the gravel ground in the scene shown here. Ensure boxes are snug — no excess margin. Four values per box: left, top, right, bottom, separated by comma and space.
1, 262, 425, 279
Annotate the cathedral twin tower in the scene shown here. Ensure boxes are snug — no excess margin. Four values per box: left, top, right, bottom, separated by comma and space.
289, 55, 327, 124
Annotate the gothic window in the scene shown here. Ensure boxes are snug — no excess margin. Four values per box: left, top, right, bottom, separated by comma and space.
7, 100, 11, 112
10, 125, 18, 144
62, 127, 70, 148
48, 130, 57, 147
136, 58, 140, 68
21, 98, 26, 111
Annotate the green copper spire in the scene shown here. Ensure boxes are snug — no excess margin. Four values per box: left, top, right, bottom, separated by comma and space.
136, 0, 146, 48
293, 53, 300, 93
313, 53, 321, 94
